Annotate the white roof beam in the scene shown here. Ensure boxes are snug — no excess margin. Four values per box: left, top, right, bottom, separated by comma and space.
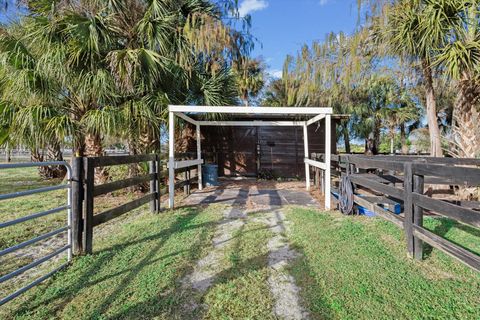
306, 114, 326, 126
174, 112, 198, 125
169, 105, 332, 115
197, 121, 305, 127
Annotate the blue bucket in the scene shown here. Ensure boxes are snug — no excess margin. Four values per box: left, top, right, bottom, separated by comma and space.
202, 164, 219, 187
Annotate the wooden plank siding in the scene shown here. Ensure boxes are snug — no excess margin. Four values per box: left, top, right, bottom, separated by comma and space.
191, 119, 338, 178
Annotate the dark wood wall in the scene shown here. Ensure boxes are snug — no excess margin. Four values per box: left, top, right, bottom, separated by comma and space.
195, 119, 338, 178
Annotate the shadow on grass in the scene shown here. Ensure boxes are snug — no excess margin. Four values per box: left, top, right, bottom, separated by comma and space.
113, 211, 333, 320
287, 245, 335, 320
423, 217, 480, 258
11, 207, 217, 318
10, 201, 333, 319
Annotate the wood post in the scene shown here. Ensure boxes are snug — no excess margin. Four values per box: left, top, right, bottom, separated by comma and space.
71, 157, 84, 255
320, 169, 325, 195
404, 162, 425, 260
413, 174, 425, 260
168, 111, 175, 209
149, 158, 157, 213
184, 167, 189, 195
303, 124, 310, 191
404, 163, 414, 257
83, 158, 94, 255
156, 156, 161, 212
325, 114, 331, 209
196, 124, 203, 191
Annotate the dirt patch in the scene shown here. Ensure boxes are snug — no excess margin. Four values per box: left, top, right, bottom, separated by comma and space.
252, 210, 309, 320
182, 208, 246, 292
214, 177, 306, 191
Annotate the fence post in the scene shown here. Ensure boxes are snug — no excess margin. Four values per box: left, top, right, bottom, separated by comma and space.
83, 158, 94, 254
187, 168, 191, 195
71, 157, 84, 255
413, 173, 425, 260
157, 156, 162, 212
404, 162, 414, 257
320, 169, 325, 195
149, 158, 157, 213
184, 167, 189, 196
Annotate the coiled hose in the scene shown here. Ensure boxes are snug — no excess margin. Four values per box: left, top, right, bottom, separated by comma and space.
339, 175, 354, 215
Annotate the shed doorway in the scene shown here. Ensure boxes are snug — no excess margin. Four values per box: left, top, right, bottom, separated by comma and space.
167, 106, 335, 210
198, 124, 338, 178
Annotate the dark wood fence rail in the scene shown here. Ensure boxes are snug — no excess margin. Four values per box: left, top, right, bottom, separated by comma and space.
315, 153, 480, 272
72, 153, 200, 255
405, 163, 480, 270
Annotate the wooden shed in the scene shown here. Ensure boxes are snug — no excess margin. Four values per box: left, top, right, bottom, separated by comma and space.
196, 117, 343, 178
167, 105, 338, 209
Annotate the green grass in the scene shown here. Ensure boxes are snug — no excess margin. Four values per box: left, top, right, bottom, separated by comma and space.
202, 221, 275, 320
0, 165, 161, 252
0, 167, 66, 251
285, 208, 480, 320
1, 205, 223, 319
2, 164, 480, 319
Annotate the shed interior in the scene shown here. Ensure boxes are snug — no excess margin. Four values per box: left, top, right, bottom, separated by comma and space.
179, 115, 345, 178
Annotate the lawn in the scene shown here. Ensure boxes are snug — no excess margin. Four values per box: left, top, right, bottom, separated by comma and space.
0, 167, 67, 252
1, 166, 479, 319
286, 208, 480, 319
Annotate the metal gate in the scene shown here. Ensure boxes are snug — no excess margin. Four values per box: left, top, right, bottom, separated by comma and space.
0, 162, 72, 306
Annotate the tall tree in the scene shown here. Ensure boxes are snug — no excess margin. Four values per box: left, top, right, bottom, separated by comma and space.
0, 0, 254, 180
378, 0, 444, 156
363, 0, 480, 158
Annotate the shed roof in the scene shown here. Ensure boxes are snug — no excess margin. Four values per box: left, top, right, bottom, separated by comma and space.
169, 105, 333, 115
169, 105, 349, 122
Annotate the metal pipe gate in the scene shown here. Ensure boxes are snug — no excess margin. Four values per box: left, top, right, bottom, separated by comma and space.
0, 161, 72, 306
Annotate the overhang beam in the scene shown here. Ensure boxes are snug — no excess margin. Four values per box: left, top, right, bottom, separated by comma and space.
306, 114, 326, 126
197, 121, 305, 127
169, 105, 333, 115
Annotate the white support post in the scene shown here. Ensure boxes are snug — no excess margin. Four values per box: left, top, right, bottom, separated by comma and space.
196, 124, 203, 191
168, 111, 175, 209
325, 114, 332, 209
303, 123, 310, 191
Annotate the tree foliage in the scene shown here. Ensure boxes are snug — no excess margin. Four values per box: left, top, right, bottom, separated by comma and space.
0, 0, 263, 176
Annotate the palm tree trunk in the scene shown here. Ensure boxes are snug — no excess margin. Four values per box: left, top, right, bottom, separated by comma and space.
5, 146, 11, 163
422, 59, 443, 157
452, 75, 480, 158
342, 125, 351, 153
374, 119, 381, 154
365, 135, 375, 155
400, 124, 408, 154
139, 130, 159, 154
31, 148, 50, 179
84, 133, 109, 183
45, 142, 67, 179
128, 138, 145, 192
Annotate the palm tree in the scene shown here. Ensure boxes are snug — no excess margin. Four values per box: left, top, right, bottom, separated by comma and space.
432, 1, 480, 158
364, 0, 480, 158
378, 0, 444, 157
235, 58, 265, 106
351, 75, 399, 154
0, 0, 254, 181
381, 102, 420, 154
268, 31, 378, 152
262, 79, 290, 107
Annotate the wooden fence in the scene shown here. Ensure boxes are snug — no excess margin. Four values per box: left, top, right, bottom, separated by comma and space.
71, 153, 199, 255
313, 154, 480, 272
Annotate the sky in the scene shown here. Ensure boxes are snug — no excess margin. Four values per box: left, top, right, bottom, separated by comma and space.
239, 0, 359, 78
1, 0, 360, 77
